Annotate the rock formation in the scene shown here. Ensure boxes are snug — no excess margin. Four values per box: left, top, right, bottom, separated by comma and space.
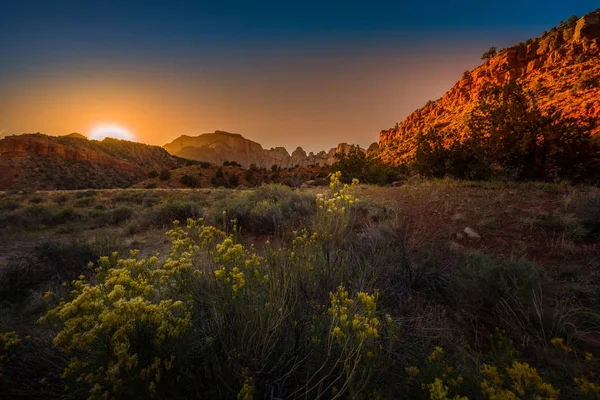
378, 10, 600, 164
0, 133, 188, 189
164, 130, 359, 168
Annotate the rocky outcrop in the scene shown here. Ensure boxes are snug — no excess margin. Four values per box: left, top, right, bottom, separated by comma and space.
0, 133, 188, 190
164, 130, 360, 168
378, 10, 600, 164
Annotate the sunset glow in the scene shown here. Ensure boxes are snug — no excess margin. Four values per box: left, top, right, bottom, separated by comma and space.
89, 124, 134, 141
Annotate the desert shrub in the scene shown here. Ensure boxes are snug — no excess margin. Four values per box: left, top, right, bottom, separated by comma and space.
413, 80, 599, 182
26, 173, 369, 399
467, 79, 599, 181
223, 160, 242, 167
579, 193, 600, 241
74, 189, 97, 199
180, 174, 200, 188
211, 176, 229, 188
454, 252, 543, 313
207, 184, 315, 234
142, 195, 161, 208
50, 207, 83, 225
97, 205, 134, 226
228, 173, 239, 187
0, 238, 122, 302
520, 211, 580, 234
159, 169, 171, 181
481, 46, 497, 60
0, 198, 20, 211
145, 183, 158, 189
244, 169, 254, 184
333, 145, 403, 184
51, 193, 70, 205
200, 161, 211, 168
148, 170, 159, 179
576, 73, 600, 90
28, 194, 46, 204
137, 201, 201, 230
73, 196, 95, 208
0, 205, 54, 228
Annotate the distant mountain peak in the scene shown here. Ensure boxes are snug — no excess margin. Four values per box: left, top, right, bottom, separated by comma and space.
63, 132, 87, 140
163, 131, 357, 168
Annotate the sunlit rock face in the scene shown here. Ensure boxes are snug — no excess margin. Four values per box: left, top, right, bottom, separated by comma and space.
164, 130, 361, 168
0, 133, 185, 189
378, 10, 600, 165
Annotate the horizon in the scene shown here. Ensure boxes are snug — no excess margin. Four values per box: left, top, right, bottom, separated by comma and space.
1, 0, 598, 152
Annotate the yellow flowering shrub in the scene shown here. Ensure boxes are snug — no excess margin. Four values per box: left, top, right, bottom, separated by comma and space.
550, 337, 573, 353
480, 361, 559, 399
0, 331, 21, 377
315, 172, 359, 239
40, 250, 191, 399
575, 376, 600, 399
427, 377, 468, 400
237, 369, 256, 400
321, 285, 381, 397
328, 285, 380, 343
420, 346, 468, 400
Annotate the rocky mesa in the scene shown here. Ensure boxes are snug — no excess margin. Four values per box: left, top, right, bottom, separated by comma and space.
378, 10, 600, 164
163, 130, 367, 168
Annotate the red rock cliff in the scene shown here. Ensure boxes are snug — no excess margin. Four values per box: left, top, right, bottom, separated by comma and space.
378, 11, 600, 164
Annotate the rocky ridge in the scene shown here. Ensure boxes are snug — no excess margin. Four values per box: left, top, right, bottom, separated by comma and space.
164, 130, 368, 168
0, 133, 188, 189
378, 10, 600, 164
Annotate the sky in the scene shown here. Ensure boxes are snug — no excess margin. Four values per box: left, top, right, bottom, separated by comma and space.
1, 1, 597, 152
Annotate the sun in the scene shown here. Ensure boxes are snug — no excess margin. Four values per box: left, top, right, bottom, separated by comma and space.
89, 124, 134, 141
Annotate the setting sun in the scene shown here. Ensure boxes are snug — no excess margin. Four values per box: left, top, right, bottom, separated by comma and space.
89, 124, 134, 141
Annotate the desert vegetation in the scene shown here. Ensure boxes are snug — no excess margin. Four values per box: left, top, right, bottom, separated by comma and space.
411, 80, 600, 183
1, 174, 600, 399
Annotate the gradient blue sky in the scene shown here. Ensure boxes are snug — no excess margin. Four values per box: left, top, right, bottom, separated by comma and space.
1, 0, 597, 151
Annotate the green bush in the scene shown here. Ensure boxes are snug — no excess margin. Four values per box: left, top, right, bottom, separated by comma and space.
50, 207, 83, 225
28, 194, 46, 204
74, 196, 95, 208
0, 205, 54, 228
481, 46, 497, 60
99, 206, 135, 226
207, 184, 315, 234
454, 252, 543, 312
0, 198, 20, 211
0, 238, 122, 302
51, 193, 70, 205
138, 201, 201, 230
334, 145, 403, 184
180, 174, 200, 188
159, 169, 171, 181
228, 173, 239, 187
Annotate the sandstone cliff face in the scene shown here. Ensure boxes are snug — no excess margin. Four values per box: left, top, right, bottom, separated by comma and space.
0, 133, 186, 190
378, 11, 600, 164
164, 131, 358, 168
